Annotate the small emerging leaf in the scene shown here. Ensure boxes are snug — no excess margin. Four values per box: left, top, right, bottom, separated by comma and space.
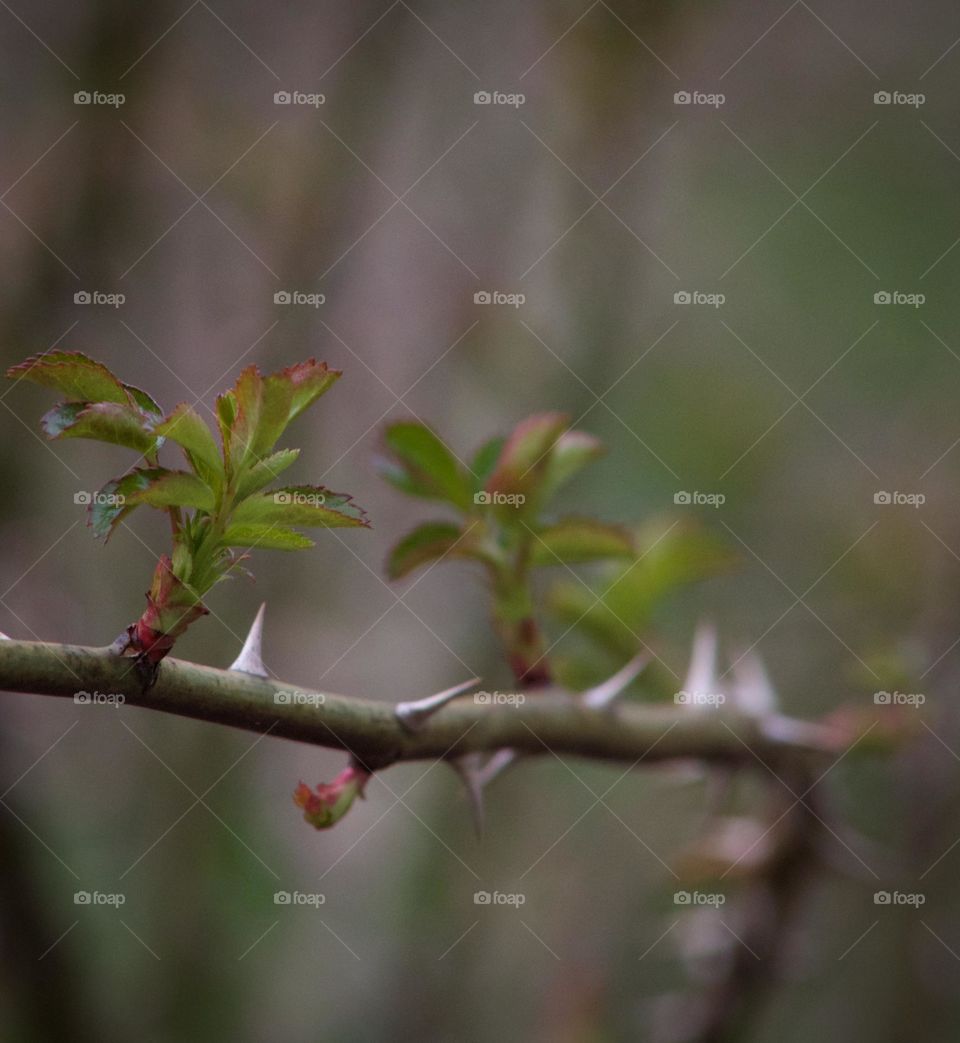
470, 436, 505, 492
124, 469, 216, 511
485, 412, 568, 500
387, 521, 474, 580
222, 524, 314, 550
379, 421, 472, 509
155, 404, 223, 487
530, 518, 635, 566
236, 448, 300, 499
540, 430, 604, 501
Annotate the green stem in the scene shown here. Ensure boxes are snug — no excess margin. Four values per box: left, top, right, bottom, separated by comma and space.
0, 638, 851, 773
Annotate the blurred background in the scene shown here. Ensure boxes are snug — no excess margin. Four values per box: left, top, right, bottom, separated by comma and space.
1, 1, 959, 1039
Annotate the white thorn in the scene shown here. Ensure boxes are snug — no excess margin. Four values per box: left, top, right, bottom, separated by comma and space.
448, 754, 486, 838
477, 747, 520, 787
680, 622, 719, 709
582, 651, 651, 709
730, 651, 777, 717
0, 630, 10, 641
395, 677, 480, 732
230, 603, 268, 677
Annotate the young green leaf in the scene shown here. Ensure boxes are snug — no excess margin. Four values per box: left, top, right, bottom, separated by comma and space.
123, 469, 216, 511
235, 448, 301, 499
154, 404, 223, 487
231, 486, 369, 529
470, 436, 505, 492
386, 521, 473, 580
222, 524, 315, 550
379, 421, 472, 509
529, 518, 635, 566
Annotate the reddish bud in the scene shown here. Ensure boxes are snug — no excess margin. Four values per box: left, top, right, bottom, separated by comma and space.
293, 764, 370, 829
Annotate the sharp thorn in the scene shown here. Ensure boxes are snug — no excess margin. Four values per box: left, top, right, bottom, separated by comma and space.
582, 651, 651, 709
230, 603, 268, 677
730, 650, 777, 717
680, 622, 719, 707
477, 747, 519, 787
448, 754, 486, 838
395, 677, 480, 732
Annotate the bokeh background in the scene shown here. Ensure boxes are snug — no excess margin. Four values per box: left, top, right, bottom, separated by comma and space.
1, 1, 959, 1040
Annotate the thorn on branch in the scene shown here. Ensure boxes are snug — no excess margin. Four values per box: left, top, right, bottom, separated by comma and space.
582, 651, 650, 709
395, 677, 480, 732
230, 602, 268, 677
448, 754, 486, 838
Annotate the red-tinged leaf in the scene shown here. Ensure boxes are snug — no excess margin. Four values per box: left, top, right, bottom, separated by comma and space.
235, 448, 300, 499
386, 521, 474, 580
122, 383, 163, 417
222, 524, 314, 550
40, 401, 87, 438
131, 554, 209, 660
378, 421, 472, 509
530, 518, 635, 566
124, 469, 216, 511
294, 765, 369, 829
540, 430, 604, 500
485, 412, 569, 498
50, 401, 157, 453
88, 469, 157, 540
283, 359, 340, 423
230, 365, 263, 465
216, 391, 237, 468
6, 352, 130, 405
154, 404, 223, 487
251, 372, 296, 458
232, 485, 369, 529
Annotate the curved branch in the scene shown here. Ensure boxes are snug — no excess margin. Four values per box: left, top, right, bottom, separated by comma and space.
0, 639, 848, 773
